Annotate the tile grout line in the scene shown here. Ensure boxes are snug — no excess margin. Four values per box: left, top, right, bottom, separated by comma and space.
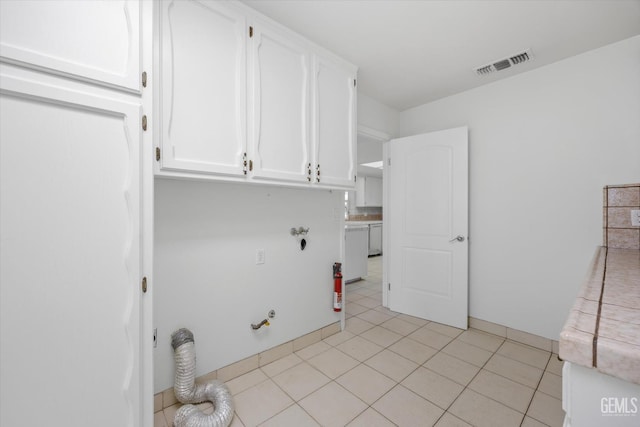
593, 246, 608, 368
519, 351, 553, 427
432, 336, 515, 426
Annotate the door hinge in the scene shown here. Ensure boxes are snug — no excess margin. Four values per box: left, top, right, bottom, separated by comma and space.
388, 283, 391, 291
142, 71, 147, 88
316, 164, 320, 182
155, 147, 161, 161
354, 175, 357, 182
307, 163, 312, 181
142, 115, 148, 131
249, 26, 253, 37
354, 79, 357, 87
142, 277, 148, 293
242, 154, 253, 173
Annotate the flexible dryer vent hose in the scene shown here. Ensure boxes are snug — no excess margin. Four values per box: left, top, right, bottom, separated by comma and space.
171, 328, 235, 427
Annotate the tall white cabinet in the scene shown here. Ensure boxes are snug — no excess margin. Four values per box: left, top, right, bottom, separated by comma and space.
157, 0, 357, 190
0, 1, 153, 427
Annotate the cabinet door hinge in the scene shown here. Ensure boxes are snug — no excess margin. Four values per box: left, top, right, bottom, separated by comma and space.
354, 79, 357, 87
307, 163, 312, 182
142, 115, 148, 131
142, 71, 147, 88
388, 283, 391, 291
354, 175, 357, 182
316, 164, 320, 182
243, 152, 248, 175
142, 277, 148, 293
249, 26, 253, 37
155, 147, 161, 161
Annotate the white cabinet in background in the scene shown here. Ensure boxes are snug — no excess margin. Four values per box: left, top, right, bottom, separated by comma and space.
369, 223, 383, 256
156, 0, 357, 190
356, 176, 383, 207
344, 226, 369, 282
249, 19, 310, 183
159, 0, 247, 177
312, 55, 357, 188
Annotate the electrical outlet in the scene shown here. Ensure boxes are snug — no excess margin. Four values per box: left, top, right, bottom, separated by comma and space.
631, 210, 640, 227
256, 249, 265, 265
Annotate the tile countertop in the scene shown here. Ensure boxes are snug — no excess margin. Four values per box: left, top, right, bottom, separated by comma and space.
559, 247, 640, 384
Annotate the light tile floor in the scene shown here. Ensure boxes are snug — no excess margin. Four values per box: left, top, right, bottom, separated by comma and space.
156, 257, 565, 427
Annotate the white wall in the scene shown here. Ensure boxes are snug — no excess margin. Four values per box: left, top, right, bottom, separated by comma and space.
154, 179, 343, 392
398, 36, 640, 340
358, 92, 399, 137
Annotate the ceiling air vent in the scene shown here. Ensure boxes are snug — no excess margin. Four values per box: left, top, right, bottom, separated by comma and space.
474, 49, 533, 76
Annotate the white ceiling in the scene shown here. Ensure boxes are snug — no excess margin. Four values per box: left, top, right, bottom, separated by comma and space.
242, 0, 640, 112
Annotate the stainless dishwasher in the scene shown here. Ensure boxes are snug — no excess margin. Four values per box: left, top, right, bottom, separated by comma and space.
368, 223, 382, 256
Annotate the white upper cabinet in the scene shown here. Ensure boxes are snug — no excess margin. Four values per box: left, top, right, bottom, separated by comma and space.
312, 55, 357, 188
156, 0, 357, 189
0, 0, 141, 92
356, 176, 383, 207
159, 0, 247, 176
249, 20, 310, 183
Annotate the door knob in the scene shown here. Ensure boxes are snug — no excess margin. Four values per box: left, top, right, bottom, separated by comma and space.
449, 235, 465, 243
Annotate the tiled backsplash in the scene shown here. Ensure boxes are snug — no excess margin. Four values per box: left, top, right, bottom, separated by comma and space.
603, 184, 640, 249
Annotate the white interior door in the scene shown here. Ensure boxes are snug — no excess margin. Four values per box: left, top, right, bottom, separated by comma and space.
385, 127, 468, 329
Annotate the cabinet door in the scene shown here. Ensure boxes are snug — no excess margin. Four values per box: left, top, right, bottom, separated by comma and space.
0, 72, 143, 426
313, 55, 357, 188
366, 176, 383, 206
249, 20, 310, 183
0, 0, 141, 92
160, 0, 246, 176
355, 176, 382, 207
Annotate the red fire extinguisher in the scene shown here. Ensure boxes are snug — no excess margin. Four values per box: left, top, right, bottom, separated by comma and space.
333, 262, 342, 312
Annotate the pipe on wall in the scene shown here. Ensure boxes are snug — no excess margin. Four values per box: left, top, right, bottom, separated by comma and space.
171, 328, 235, 427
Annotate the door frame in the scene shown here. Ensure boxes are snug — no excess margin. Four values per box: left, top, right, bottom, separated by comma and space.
352, 125, 390, 319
